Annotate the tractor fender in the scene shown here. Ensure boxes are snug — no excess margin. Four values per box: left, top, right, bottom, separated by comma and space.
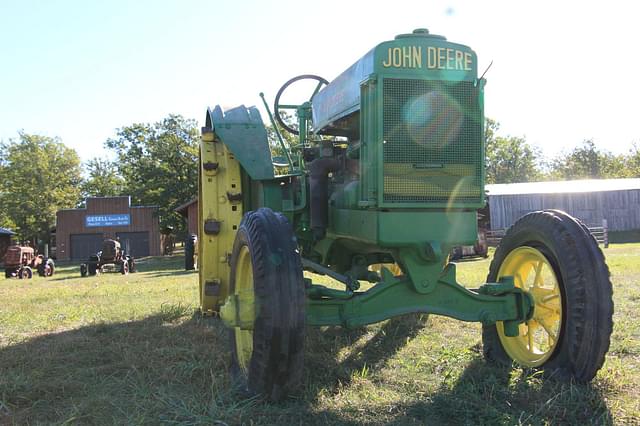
205, 105, 274, 180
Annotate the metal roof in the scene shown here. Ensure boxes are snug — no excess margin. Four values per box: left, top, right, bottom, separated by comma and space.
0, 227, 15, 236
486, 178, 640, 196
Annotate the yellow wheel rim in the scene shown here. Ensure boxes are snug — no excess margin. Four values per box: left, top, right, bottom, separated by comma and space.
496, 246, 562, 367
234, 245, 255, 373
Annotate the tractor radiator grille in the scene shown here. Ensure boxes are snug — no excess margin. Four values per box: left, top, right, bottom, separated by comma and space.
382, 78, 482, 204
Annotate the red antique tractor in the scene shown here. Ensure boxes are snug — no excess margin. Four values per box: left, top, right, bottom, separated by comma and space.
3, 245, 55, 279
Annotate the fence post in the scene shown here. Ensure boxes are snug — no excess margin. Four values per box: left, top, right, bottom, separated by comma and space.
602, 219, 609, 248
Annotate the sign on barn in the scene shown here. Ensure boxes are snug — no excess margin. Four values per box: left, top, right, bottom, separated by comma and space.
85, 214, 131, 227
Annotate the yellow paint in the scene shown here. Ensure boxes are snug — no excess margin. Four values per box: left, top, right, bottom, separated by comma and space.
426, 46, 473, 71
382, 46, 423, 69
233, 245, 255, 372
496, 247, 562, 367
198, 131, 244, 314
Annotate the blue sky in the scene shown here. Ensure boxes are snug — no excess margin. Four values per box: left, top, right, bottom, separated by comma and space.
1, 0, 638, 162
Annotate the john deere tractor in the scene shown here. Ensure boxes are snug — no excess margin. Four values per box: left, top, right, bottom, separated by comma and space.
197, 28, 613, 400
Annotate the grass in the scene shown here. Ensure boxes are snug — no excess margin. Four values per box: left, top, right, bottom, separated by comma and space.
1, 245, 639, 425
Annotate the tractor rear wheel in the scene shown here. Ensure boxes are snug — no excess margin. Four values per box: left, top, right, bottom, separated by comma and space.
482, 210, 613, 382
228, 208, 305, 401
19, 266, 33, 279
185, 235, 197, 270
88, 263, 98, 276
38, 259, 55, 277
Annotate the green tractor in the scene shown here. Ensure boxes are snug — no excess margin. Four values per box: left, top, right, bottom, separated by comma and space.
197, 28, 613, 401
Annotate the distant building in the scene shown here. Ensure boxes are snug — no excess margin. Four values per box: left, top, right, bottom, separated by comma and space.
175, 198, 198, 237
56, 196, 161, 260
0, 227, 16, 264
486, 178, 640, 241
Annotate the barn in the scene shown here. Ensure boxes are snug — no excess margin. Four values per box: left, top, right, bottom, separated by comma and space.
486, 178, 640, 242
175, 198, 198, 237
56, 196, 161, 260
0, 227, 16, 264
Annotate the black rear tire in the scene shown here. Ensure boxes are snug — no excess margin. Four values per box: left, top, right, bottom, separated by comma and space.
482, 210, 613, 382
38, 259, 55, 277
19, 266, 33, 279
88, 263, 97, 276
185, 235, 197, 270
228, 208, 305, 401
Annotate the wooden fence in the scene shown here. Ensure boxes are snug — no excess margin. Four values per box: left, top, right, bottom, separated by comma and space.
486, 219, 609, 248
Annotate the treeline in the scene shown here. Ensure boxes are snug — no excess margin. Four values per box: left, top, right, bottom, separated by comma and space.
0, 115, 198, 245
1, 116, 637, 245
486, 119, 640, 184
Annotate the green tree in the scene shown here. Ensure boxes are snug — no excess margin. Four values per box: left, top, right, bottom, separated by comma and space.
485, 119, 541, 184
0, 132, 82, 245
622, 142, 640, 177
105, 115, 199, 233
81, 158, 125, 197
548, 139, 630, 180
266, 111, 298, 159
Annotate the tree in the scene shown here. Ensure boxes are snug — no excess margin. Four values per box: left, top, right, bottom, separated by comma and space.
105, 115, 199, 233
485, 119, 541, 184
548, 139, 630, 180
81, 158, 125, 198
626, 142, 640, 177
0, 132, 82, 245
266, 110, 298, 160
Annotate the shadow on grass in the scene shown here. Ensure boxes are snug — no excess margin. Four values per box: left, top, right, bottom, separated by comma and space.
304, 314, 429, 395
389, 357, 612, 425
0, 309, 373, 425
0, 308, 612, 425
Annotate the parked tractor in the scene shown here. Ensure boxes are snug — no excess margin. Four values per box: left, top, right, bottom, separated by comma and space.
3, 245, 55, 279
450, 228, 489, 260
80, 238, 135, 276
197, 28, 613, 400
185, 234, 198, 270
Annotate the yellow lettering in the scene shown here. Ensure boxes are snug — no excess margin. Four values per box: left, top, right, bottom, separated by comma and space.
437, 47, 446, 69
455, 50, 464, 70
382, 48, 392, 67
412, 46, 422, 68
427, 47, 437, 69
392, 48, 402, 67
402, 47, 411, 67
464, 52, 472, 71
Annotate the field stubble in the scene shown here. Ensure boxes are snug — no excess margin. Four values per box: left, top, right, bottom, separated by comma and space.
0, 245, 638, 425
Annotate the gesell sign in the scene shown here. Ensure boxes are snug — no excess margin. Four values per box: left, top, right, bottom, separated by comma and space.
85, 214, 131, 227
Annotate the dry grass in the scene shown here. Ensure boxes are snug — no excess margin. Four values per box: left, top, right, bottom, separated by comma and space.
1, 245, 638, 425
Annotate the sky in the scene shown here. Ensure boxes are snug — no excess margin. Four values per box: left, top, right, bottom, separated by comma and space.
1, 0, 639, 163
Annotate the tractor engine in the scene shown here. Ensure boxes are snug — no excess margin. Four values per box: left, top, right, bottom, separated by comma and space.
299, 28, 485, 261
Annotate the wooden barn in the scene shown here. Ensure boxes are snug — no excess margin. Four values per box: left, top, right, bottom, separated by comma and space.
56, 196, 161, 260
486, 178, 640, 241
175, 198, 198, 237
0, 227, 16, 264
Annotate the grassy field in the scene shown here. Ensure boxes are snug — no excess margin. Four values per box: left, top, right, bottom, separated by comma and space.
1, 245, 639, 425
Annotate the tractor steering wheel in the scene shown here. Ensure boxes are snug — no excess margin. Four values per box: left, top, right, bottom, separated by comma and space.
273, 74, 329, 135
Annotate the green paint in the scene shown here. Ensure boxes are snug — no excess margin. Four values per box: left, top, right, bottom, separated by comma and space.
204, 29, 528, 335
